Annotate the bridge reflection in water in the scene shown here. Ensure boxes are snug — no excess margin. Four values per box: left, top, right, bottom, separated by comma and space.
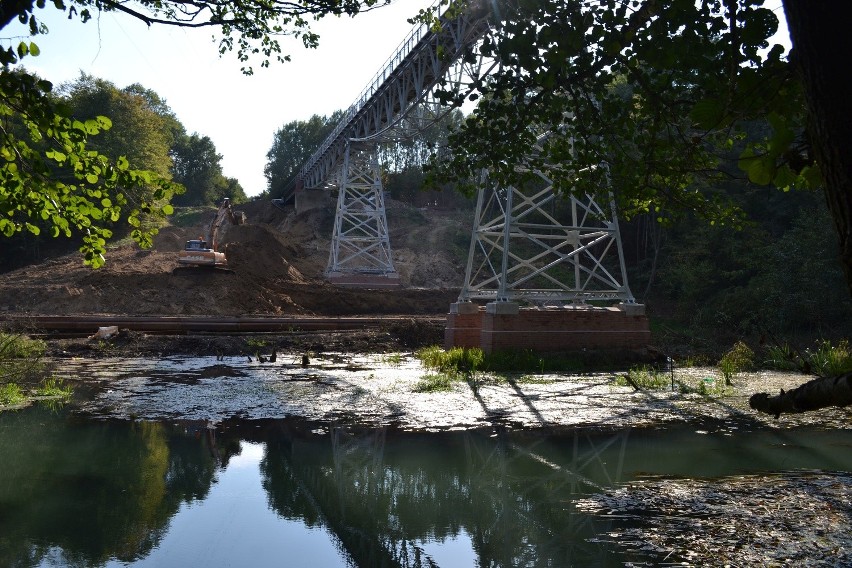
2, 408, 852, 567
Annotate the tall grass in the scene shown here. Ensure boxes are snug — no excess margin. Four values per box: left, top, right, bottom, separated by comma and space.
416, 346, 484, 376
614, 366, 671, 390
807, 339, 852, 376
0, 383, 25, 406
762, 339, 852, 376
0, 331, 46, 383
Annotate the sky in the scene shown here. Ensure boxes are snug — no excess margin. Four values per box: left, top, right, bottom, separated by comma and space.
3, 1, 432, 196
3, 1, 789, 198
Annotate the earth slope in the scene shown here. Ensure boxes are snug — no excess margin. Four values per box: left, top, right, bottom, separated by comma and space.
0, 199, 470, 317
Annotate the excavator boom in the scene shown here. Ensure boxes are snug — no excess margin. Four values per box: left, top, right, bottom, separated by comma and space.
177, 199, 244, 269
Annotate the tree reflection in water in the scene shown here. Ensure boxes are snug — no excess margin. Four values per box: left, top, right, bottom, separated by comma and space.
6, 408, 849, 567
259, 422, 634, 567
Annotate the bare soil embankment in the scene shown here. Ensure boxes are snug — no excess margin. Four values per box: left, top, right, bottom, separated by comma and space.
0, 199, 470, 319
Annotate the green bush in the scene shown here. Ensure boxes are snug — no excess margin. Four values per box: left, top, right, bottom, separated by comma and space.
718, 341, 754, 385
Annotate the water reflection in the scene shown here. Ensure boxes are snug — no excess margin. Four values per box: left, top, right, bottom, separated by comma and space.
1, 408, 851, 567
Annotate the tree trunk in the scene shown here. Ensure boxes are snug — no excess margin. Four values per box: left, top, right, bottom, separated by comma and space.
749, 2, 852, 415
750, 373, 852, 417
783, 0, 852, 297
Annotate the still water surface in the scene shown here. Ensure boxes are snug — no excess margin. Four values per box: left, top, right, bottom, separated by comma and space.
2, 399, 852, 566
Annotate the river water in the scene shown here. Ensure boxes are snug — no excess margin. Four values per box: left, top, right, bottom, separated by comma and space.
2, 355, 852, 566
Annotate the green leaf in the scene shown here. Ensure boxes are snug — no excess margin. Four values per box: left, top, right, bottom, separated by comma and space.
0, 218, 15, 237
747, 155, 774, 186
690, 99, 725, 130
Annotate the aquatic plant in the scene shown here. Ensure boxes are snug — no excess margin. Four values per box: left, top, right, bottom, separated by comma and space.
718, 341, 754, 385
614, 366, 671, 390
380, 353, 403, 367
413, 374, 456, 393
36, 378, 73, 398
0, 383, 25, 406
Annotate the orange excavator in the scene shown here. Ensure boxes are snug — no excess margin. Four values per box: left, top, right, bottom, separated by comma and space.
178, 198, 246, 269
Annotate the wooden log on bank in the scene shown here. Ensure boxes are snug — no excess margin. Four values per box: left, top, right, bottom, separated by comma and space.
749, 372, 852, 418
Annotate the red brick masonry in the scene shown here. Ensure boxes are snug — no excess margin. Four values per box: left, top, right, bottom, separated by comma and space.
445, 305, 651, 353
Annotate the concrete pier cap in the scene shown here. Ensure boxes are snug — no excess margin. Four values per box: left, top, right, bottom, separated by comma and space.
449, 301, 481, 314
617, 302, 646, 316
485, 301, 520, 315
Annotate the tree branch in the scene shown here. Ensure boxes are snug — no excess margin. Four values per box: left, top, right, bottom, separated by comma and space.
749, 372, 852, 418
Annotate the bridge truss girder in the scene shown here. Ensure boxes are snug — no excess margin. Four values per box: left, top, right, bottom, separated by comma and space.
459, 168, 636, 305
309, 3, 498, 280
326, 143, 396, 277
299, 1, 493, 191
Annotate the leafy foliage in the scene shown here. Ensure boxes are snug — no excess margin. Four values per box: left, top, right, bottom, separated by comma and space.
171, 133, 246, 205
2, 0, 388, 74
0, 68, 181, 267
264, 111, 344, 198
426, 0, 806, 228
2, 0, 386, 267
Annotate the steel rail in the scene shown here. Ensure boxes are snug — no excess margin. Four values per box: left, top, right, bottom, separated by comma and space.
2, 315, 444, 334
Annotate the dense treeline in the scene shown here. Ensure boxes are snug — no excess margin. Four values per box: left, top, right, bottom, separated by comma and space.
628, 188, 852, 347
263, 108, 472, 209
0, 73, 246, 273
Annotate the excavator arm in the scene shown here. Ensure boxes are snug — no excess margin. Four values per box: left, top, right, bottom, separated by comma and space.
178, 199, 245, 269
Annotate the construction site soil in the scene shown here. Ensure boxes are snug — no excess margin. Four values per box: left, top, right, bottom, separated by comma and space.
0, 199, 469, 326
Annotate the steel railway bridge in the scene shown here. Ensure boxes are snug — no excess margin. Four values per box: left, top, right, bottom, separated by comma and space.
285, 0, 638, 311
276, 0, 652, 353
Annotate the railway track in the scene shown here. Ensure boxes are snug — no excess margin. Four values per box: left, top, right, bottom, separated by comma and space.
2, 315, 445, 335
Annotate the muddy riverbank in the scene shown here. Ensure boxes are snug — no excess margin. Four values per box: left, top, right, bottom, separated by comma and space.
44, 340, 850, 432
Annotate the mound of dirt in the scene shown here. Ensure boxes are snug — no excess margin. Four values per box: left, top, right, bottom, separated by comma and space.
0, 199, 468, 318
221, 224, 306, 283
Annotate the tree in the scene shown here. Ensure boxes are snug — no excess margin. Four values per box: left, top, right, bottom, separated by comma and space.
422, 0, 852, 415
1, 0, 387, 266
264, 111, 343, 198
0, 66, 180, 267
171, 132, 226, 205
62, 74, 175, 178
